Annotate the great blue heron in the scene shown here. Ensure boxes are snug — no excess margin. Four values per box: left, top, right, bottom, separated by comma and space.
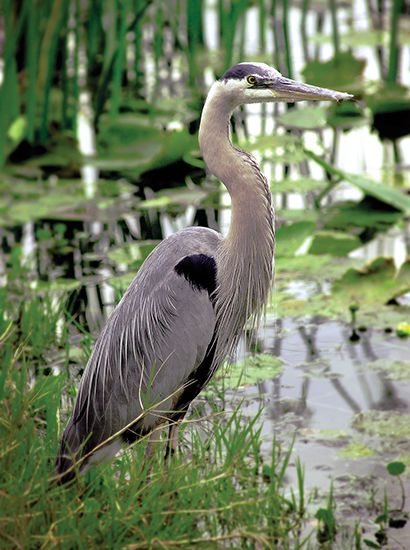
56, 62, 352, 482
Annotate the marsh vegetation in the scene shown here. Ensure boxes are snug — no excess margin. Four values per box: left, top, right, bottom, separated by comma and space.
1, 0, 410, 547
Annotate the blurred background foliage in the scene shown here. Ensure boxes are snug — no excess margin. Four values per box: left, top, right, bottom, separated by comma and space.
0, 0, 409, 168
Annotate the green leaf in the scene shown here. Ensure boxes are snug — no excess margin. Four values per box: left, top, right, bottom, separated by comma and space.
332, 257, 410, 306
107, 241, 159, 268
327, 101, 367, 129
305, 149, 410, 214
137, 196, 172, 210
35, 278, 81, 292
277, 106, 328, 130
396, 322, 410, 338
182, 151, 205, 169
302, 52, 365, 89
366, 83, 410, 115
137, 187, 208, 210
276, 254, 359, 282
215, 353, 283, 389
7, 116, 27, 145
323, 199, 402, 232
363, 539, 382, 549
308, 230, 362, 256
276, 221, 316, 256
387, 461, 406, 476
353, 411, 410, 439
338, 441, 374, 459
95, 115, 197, 175
244, 133, 306, 163
274, 177, 327, 194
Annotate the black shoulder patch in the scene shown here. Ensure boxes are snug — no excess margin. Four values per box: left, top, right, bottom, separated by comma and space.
174, 254, 217, 297
220, 63, 268, 81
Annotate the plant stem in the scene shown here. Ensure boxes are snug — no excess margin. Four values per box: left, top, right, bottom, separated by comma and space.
387, 0, 403, 84
282, 0, 292, 78
329, 0, 340, 57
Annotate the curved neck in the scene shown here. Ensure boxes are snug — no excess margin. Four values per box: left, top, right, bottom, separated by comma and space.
198, 82, 275, 361
199, 84, 246, 194
198, 83, 274, 244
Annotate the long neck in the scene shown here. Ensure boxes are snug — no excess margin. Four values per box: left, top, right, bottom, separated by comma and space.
199, 83, 275, 359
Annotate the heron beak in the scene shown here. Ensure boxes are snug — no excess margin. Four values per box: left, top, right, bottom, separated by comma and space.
268, 76, 353, 102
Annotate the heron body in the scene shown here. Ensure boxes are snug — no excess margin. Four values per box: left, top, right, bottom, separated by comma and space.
56, 63, 352, 482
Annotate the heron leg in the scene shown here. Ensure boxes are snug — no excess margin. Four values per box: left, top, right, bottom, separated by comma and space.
164, 414, 185, 462
145, 429, 161, 460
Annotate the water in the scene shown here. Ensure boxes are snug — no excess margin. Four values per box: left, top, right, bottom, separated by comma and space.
199, 316, 410, 545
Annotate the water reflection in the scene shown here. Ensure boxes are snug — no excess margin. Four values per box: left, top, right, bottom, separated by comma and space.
222, 318, 410, 503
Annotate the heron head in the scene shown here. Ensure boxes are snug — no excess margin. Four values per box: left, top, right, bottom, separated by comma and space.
219, 62, 353, 106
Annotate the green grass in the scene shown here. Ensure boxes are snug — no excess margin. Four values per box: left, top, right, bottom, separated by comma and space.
0, 287, 318, 549
0, 353, 307, 547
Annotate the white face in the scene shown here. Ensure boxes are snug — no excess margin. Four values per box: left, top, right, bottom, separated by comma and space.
218, 65, 282, 107
216, 62, 353, 107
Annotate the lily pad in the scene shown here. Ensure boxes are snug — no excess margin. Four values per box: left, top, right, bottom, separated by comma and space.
95, 115, 197, 176
4, 201, 51, 225
332, 257, 410, 306
245, 132, 301, 151
338, 441, 375, 459
301, 52, 365, 89
276, 254, 359, 282
274, 289, 410, 327
308, 230, 362, 257
18, 134, 82, 168
327, 101, 367, 129
277, 106, 328, 130
215, 353, 283, 389
367, 84, 410, 140
353, 411, 410, 439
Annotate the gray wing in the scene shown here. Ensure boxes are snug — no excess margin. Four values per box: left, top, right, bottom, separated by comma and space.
59, 227, 222, 466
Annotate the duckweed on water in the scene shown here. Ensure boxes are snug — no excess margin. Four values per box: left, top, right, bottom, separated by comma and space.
338, 441, 375, 460
214, 353, 284, 390
366, 359, 410, 381
353, 411, 410, 439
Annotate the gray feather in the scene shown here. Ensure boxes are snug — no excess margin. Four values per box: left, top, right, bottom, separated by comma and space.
57, 227, 221, 475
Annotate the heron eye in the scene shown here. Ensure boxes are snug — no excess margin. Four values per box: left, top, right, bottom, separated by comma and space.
246, 75, 256, 86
